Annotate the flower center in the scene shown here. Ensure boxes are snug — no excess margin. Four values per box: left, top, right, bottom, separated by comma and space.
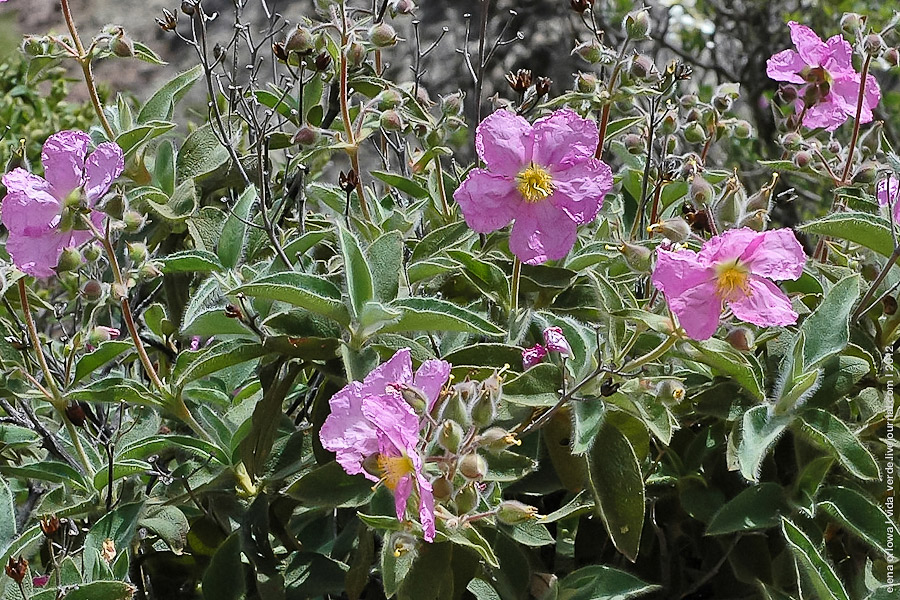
376, 453, 416, 491
715, 260, 751, 301
516, 163, 554, 203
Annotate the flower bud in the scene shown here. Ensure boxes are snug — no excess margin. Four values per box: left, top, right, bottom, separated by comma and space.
389, 532, 416, 557
439, 91, 465, 115
396, 383, 428, 412
432, 476, 453, 500
572, 39, 604, 64
379, 109, 403, 131
865, 34, 884, 57
623, 133, 644, 154
109, 29, 134, 58
690, 175, 714, 205
57, 247, 82, 272
679, 93, 698, 108
440, 387, 472, 427
481, 370, 503, 407
477, 427, 520, 453
455, 483, 478, 514
781, 132, 802, 150
522, 344, 547, 369
852, 162, 878, 184
543, 326, 572, 357
346, 41, 367, 69
123, 210, 145, 233
793, 150, 811, 169
376, 89, 403, 111
575, 72, 598, 93
683, 121, 707, 144
438, 420, 464, 453
127, 242, 149, 264
660, 111, 678, 135
885, 48, 899, 67
391, 0, 416, 15
368, 22, 398, 47
82, 280, 103, 301
139, 262, 163, 280
840, 13, 862, 36
181, 1, 196, 16
292, 126, 320, 146
285, 26, 314, 54
617, 241, 652, 272
313, 51, 332, 71
725, 327, 755, 352
655, 379, 686, 405
496, 500, 540, 525
713, 94, 732, 113
648, 217, 692, 243
623, 9, 652, 40
733, 120, 752, 139
859, 121, 883, 159
630, 54, 656, 79
458, 453, 487, 480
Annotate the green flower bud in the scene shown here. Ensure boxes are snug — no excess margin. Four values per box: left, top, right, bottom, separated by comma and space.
683, 121, 707, 144
82, 280, 103, 301
623, 133, 645, 155
690, 175, 714, 205
346, 41, 367, 69
455, 483, 478, 514
623, 9, 651, 40
110, 30, 134, 58
496, 500, 540, 525
432, 476, 453, 501
655, 379, 686, 405
630, 54, 656, 80
83, 243, 102, 263
458, 453, 487, 480
852, 162, 878, 184
377, 89, 403, 110
575, 72, 598, 93
285, 25, 314, 54
477, 427, 520, 454
123, 210, 145, 232
138, 262, 163, 280
368, 22, 397, 48
572, 39, 604, 64
127, 242, 149, 264
101, 193, 125, 220
617, 241, 652, 272
660, 111, 678, 135
379, 109, 403, 131
840, 13, 863, 36
648, 217, 691, 243
439, 91, 465, 115
733, 120, 752, 139
438, 420, 464, 453
725, 327, 755, 352
57, 247, 82, 272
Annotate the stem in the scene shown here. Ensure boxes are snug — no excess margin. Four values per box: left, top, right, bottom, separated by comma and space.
510, 257, 522, 318
840, 53, 874, 184
339, 1, 370, 222
595, 38, 630, 159
620, 333, 679, 372
60, 0, 115, 140
852, 245, 900, 322
435, 156, 451, 218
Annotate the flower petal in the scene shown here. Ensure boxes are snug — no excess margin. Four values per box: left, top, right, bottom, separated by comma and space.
417, 473, 436, 542
1, 189, 62, 237
320, 381, 379, 479
508, 202, 577, 264
740, 228, 806, 281
41, 130, 91, 199
414, 359, 451, 412
363, 392, 420, 456
359, 348, 413, 400
5, 229, 69, 278
697, 228, 759, 265
531, 108, 598, 167
83, 142, 125, 205
789, 21, 827, 66
453, 169, 521, 234
729, 277, 798, 328
766, 49, 806, 84
550, 158, 611, 224
475, 110, 531, 176
800, 97, 850, 131
668, 280, 723, 340
652, 247, 716, 300
823, 34, 853, 73
393, 472, 412, 521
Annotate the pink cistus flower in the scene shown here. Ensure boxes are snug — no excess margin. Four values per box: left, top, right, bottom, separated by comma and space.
652, 228, 806, 341
1, 131, 124, 277
877, 176, 900, 222
453, 108, 613, 264
543, 326, 573, 357
522, 344, 548, 369
767, 21, 880, 131
320, 348, 450, 542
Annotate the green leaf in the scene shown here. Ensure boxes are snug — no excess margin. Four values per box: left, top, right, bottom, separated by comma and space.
798, 212, 895, 259
499, 520, 554, 547
557, 565, 660, 600
72, 341, 133, 385
231, 272, 351, 326
383, 297, 503, 337
367, 231, 403, 303
796, 409, 880, 480
467, 579, 501, 600
398, 543, 454, 600
84, 502, 143, 581
337, 224, 375, 319
139, 505, 190, 553
680, 338, 765, 400
587, 419, 645, 561
218, 186, 257, 269
0, 478, 14, 556
138, 65, 202, 123
284, 461, 373, 507
372, 170, 429, 199
706, 483, 787, 535
175, 339, 267, 387
61, 581, 136, 600
202, 533, 246, 600
799, 275, 860, 368
176, 116, 243, 181
737, 406, 792, 482
160, 250, 224, 274
145, 180, 198, 222
411, 221, 472, 263
571, 399, 606, 455
115, 120, 175, 158
818, 486, 894, 558
447, 250, 510, 307
92, 459, 151, 492
781, 518, 850, 600
1, 462, 88, 490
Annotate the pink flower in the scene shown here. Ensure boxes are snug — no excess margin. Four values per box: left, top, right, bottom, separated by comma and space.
522, 344, 548, 369
453, 108, 613, 264
652, 228, 806, 340
767, 22, 880, 131
1, 131, 124, 278
877, 176, 900, 222
32, 575, 50, 588
543, 326, 572, 357
320, 348, 450, 542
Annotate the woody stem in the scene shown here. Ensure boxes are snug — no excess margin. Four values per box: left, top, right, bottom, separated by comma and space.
840, 52, 873, 184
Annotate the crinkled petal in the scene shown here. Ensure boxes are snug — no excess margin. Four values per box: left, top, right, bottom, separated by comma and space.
363, 392, 420, 455
800, 96, 850, 131
1, 189, 62, 237
728, 277, 798, 328
652, 247, 716, 299
359, 348, 413, 400
877, 177, 900, 222
668, 280, 723, 340
475, 110, 531, 176
789, 21, 827, 66
740, 228, 806, 281
414, 359, 451, 412
823, 34, 853, 72
320, 381, 379, 479
41, 130, 91, 200
5, 229, 69, 278
698, 228, 759, 264
83, 143, 124, 206
766, 49, 806, 84
550, 158, 611, 224
453, 169, 521, 234
508, 202, 577, 264
2, 168, 52, 196
531, 108, 598, 167
830, 75, 880, 125
393, 473, 413, 522
417, 473, 436, 542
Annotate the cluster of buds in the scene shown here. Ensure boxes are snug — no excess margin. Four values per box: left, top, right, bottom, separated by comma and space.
522, 326, 573, 369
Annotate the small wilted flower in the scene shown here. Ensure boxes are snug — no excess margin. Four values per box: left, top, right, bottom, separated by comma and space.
339, 169, 359, 193
40, 515, 60, 537
156, 8, 178, 31
5, 557, 27, 584
101, 539, 117, 563
522, 344, 547, 369
505, 69, 533, 93
655, 379, 686, 405
543, 326, 572, 357
313, 51, 332, 71
32, 574, 50, 588
66, 403, 87, 427
272, 42, 289, 62
535, 77, 552, 96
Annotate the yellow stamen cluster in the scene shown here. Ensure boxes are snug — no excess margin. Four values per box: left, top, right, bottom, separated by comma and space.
376, 453, 416, 491
516, 163, 554, 203
715, 260, 751, 301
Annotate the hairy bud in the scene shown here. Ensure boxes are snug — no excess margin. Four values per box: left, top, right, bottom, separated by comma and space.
496, 501, 540, 525
369, 22, 398, 47
623, 9, 652, 40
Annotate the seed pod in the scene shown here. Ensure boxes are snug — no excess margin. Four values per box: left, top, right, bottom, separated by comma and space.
793, 150, 811, 169
455, 483, 478, 514
477, 427, 520, 454
648, 217, 691, 243
623, 133, 644, 155
292, 126, 320, 146
683, 121, 707, 144
432, 476, 453, 500
618, 241, 652, 272
690, 174, 714, 205
57, 247, 82, 273
572, 40, 604, 64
